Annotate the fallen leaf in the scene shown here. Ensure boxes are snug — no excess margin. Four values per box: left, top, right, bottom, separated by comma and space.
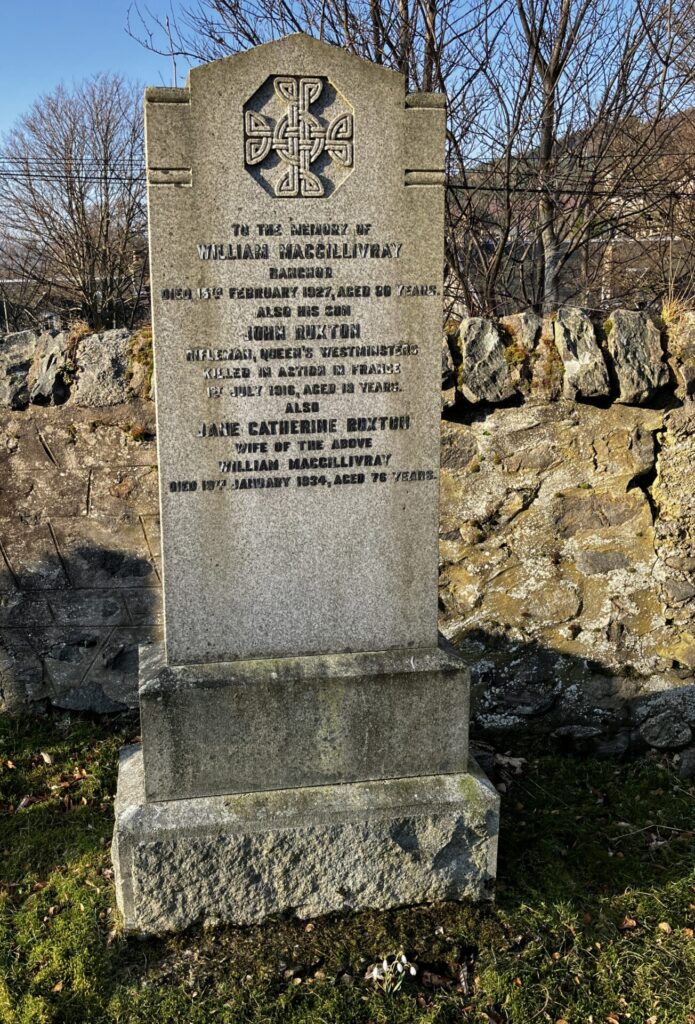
52, 981, 64, 993
657, 922, 673, 934
40, 752, 54, 765
618, 916, 637, 931
606, 1015, 620, 1024
5, 761, 15, 770
513, 976, 522, 987
682, 927, 694, 938
304, 922, 315, 933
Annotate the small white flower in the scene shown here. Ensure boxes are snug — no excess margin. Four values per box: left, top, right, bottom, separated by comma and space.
396, 963, 403, 973
409, 965, 417, 976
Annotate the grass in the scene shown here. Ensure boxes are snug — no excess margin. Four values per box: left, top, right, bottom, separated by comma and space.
1, 715, 694, 1024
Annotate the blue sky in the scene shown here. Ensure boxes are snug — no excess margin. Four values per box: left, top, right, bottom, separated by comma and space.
0, 1, 179, 133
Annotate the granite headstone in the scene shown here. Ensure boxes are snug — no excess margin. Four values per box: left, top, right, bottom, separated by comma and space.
112, 34, 499, 935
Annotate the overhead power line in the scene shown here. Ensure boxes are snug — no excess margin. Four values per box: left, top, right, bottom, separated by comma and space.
0, 167, 692, 201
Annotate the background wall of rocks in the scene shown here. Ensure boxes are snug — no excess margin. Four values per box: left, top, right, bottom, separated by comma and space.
0, 326, 160, 714
2, 313, 695, 771
441, 307, 695, 772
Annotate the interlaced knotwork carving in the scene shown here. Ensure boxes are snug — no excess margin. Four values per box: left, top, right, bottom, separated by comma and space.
244, 76, 354, 198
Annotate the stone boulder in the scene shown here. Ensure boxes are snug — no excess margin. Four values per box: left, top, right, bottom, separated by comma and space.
441, 335, 456, 410
455, 318, 516, 404
499, 312, 541, 396
0, 330, 36, 409
554, 307, 610, 399
529, 319, 565, 401
28, 331, 71, 405
606, 310, 667, 404
499, 312, 542, 356
72, 329, 133, 407
667, 311, 695, 401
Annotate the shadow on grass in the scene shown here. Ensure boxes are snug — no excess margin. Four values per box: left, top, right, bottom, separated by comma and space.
1, 712, 694, 1023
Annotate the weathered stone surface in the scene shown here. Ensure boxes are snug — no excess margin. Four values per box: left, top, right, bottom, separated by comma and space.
0, 518, 67, 590
28, 332, 70, 405
112, 746, 499, 936
529, 318, 565, 401
140, 640, 470, 800
442, 336, 456, 409
606, 310, 668, 404
639, 710, 692, 750
73, 330, 132, 407
46, 590, 129, 627
0, 629, 46, 709
50, 517, 158, 588
32, 626, 110, 695
499, 312, 541, 355
0, 400, 161, 709
81, 627, 160, 709
553, 307, 609, 399
437, 399, 689, 748
667, 311, 695, 401
0, 592, 52, 628
456, 318, 515, 404
442, 335, 456, 389
0, 331, 36, 409
497, 312, 541, 398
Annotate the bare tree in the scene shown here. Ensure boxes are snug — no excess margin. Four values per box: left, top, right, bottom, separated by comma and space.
447, 0, 695, 314
130, 0, 695, 316
0, 74, 147, 330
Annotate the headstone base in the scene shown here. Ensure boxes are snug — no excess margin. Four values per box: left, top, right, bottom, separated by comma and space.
139, 641, 470, 801
112, 746, 499, 936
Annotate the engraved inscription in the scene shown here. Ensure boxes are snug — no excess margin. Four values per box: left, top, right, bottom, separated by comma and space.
244, 76, 354, 198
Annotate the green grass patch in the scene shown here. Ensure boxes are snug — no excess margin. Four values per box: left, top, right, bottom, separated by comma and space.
1, 714, 694, 1023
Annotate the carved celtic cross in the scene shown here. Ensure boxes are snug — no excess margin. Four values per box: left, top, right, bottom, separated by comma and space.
244, 76, 354, 198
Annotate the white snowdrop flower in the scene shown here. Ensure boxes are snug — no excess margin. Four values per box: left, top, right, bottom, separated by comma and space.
396, 963, 403, 973
409, 965, 417, 976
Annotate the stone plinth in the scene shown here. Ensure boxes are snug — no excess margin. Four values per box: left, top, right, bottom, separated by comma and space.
139, 640, 470, 800
112, 745, 499, 936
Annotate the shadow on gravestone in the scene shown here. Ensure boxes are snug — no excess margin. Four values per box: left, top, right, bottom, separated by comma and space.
0, 544, 161, 716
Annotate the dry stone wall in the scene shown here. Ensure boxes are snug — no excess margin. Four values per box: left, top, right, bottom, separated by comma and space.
0, 327, 160, 713
2, 315, 695, 769
441, 307, 695, 769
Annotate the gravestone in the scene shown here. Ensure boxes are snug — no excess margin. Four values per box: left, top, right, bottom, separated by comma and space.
112, 34, 499, 936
